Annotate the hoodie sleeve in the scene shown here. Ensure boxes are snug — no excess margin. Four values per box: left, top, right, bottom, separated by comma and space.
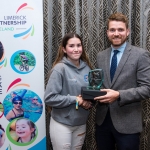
44, 69, 76, 108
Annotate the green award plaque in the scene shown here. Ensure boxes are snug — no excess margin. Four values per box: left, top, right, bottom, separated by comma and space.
81, 69, 106, 100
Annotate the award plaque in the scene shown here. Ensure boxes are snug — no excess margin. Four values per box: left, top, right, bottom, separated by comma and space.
81, 69, 107, 100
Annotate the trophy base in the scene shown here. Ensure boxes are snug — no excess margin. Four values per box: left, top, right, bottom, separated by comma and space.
81, 87, 107, 100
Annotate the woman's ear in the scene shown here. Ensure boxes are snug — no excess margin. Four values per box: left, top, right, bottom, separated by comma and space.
62, 47, 66, 53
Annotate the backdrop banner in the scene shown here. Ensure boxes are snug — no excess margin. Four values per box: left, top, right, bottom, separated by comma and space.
0, 0, 46, 149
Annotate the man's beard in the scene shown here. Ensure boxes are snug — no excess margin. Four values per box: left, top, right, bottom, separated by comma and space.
109, 36, 128, 47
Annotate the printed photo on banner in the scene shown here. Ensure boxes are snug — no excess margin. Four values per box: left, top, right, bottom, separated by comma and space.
0, 124, 5, 148
0, 41, 7, 68
0, 102, 4, 118
0, 41, 4, 60
10, 50, 36, 74
6, 118, 37, 146
3, 89, 43, 123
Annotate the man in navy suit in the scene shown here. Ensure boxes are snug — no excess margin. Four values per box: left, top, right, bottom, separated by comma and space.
94, 12, 150, 150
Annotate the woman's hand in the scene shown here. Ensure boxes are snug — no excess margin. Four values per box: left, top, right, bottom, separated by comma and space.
77, 96, 92, 109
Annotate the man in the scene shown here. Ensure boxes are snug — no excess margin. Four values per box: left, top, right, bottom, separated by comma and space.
94, 12, 150, 150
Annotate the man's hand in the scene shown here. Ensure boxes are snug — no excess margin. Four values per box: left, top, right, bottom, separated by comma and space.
94, 89, 120, 103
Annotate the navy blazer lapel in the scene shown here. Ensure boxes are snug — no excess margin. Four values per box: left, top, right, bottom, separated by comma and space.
110, 43, 131, 87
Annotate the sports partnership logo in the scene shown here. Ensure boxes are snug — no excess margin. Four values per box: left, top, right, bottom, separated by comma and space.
16, 3, 34, 13
7, 78, 30, 92
0, 3, 34, 39
14, 3, 34, 39
84, 74, 88, 82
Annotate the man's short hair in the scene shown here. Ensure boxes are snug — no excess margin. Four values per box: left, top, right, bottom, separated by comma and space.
107, 12, 129, 29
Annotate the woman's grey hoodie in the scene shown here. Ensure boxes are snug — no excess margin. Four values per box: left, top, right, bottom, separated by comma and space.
44, 57, 91, 126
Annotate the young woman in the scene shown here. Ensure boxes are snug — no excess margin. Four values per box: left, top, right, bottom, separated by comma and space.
44, 32, 93, 150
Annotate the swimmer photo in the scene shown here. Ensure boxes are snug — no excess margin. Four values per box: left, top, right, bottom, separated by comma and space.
6, 96, 24, 122
30, 96, 43, 113
3, 89, 43, 123
5, 89, 27, 122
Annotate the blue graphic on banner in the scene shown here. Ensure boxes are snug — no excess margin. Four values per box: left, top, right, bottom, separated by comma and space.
0, 58, 5, 65
6, 145, 11, 150
28, 137, 46, 150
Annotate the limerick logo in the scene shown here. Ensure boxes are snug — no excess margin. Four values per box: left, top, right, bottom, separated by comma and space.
13, 3, 34, 39
0, 41, 7, 68
16, 3, 34, 13
14, 25, 34, 39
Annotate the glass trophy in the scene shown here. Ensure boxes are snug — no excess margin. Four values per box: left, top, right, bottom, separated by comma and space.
81, 69, 106, 101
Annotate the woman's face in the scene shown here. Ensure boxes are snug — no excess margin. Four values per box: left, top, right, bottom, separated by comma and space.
63, 37, 82, 65
13, 101, 22, 110
16, 119, 34, 138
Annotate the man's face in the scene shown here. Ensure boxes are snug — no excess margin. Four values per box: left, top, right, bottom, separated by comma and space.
107, 21, 129, 48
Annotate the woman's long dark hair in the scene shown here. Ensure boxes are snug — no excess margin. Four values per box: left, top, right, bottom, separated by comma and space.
52, 32, 92, 69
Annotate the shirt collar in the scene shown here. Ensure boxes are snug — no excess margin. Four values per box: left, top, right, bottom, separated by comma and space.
111, 42, 127, 53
